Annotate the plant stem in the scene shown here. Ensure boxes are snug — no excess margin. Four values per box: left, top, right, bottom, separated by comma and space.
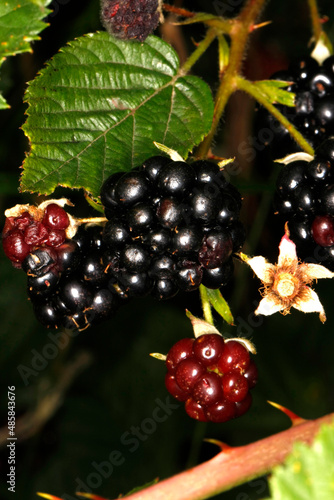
179, 28, 217, 76
77, 216, 107, 225
162, 4, 194, 18
196, 0, 267, 158
199, 285, 214, 325
308, 0, 322, 41
112, 413, 334, 500
236, 76, 315, 156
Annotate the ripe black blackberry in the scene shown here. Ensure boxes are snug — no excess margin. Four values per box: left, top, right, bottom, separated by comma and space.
164, 334, 257, 423
274, 137, 334, 270
2, 156, 245, 328
256, 55, 334, 156
28, 226, 122, 331
100, 155, 245, 299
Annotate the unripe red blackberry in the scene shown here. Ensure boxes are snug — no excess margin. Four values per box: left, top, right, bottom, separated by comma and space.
164, 334, 257, 423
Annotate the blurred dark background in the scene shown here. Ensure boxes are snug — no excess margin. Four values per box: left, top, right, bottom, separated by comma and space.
1, 1, 334, 499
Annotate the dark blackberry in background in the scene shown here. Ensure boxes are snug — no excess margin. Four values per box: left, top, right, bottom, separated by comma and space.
274, 137, 334, 270
100, 155, 245, 299
255, 55, 334, 157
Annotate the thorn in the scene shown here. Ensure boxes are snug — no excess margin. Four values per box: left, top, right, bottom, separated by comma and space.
267, 401, 307, 426
37, 494, 63, 500
249, 20, 272, 32
203, 438, 233, 452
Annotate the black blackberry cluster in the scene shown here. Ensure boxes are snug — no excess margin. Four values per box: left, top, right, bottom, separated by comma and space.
257, 55, 334, 156
274, 137, 334, 269
2, 156, 245, 331
100, 156, 245, 300
27, 225, 121, 331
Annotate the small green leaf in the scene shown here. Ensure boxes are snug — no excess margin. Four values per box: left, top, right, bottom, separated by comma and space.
268, 421, 334, 500
0, 0, 52, 108
20, 32, 214, 199
0, 92, 9, 110
253, 80, 295, 107
205, 288, 234, 325
218, 34, 229, 73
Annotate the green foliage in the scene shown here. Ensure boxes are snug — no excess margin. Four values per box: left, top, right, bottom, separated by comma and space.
20, 32, 214, 199
267, 422, 334, 500
205, 288, 234, 325
0, 0, 52, 109
253, 80, 296, 107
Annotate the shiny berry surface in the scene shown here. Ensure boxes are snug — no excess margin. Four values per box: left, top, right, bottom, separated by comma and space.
192, 372, 223, 407
198, 230, 233, 268
217, 340, 250, 374
205, 399, 236, 423
192, 334, 225, 367
222, 370, 249, 402
165, 373, 189, 402
166, 338, 194, 373
184, 398, 208, 422
157, 161, 195, 197
59, 278, 93, 312
115, 171, 150, 207
42, 203, 70, 230
22, 248, 57, 276
311, 215, 334, 247
175, 358, 205, 392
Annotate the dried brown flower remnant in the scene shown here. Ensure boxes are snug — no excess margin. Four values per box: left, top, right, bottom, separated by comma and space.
239, 226, 334, 323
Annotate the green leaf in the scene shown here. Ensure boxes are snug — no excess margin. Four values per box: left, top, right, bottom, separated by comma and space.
268, 421, 334, 500
205, 288, 234, 325
20, 32, 214, 199
253, 80, 295, 107
0, 0, 52, 109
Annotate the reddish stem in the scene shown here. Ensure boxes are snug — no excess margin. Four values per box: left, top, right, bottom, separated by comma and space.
162, 4, 195, 18
112, 412, 334, 500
